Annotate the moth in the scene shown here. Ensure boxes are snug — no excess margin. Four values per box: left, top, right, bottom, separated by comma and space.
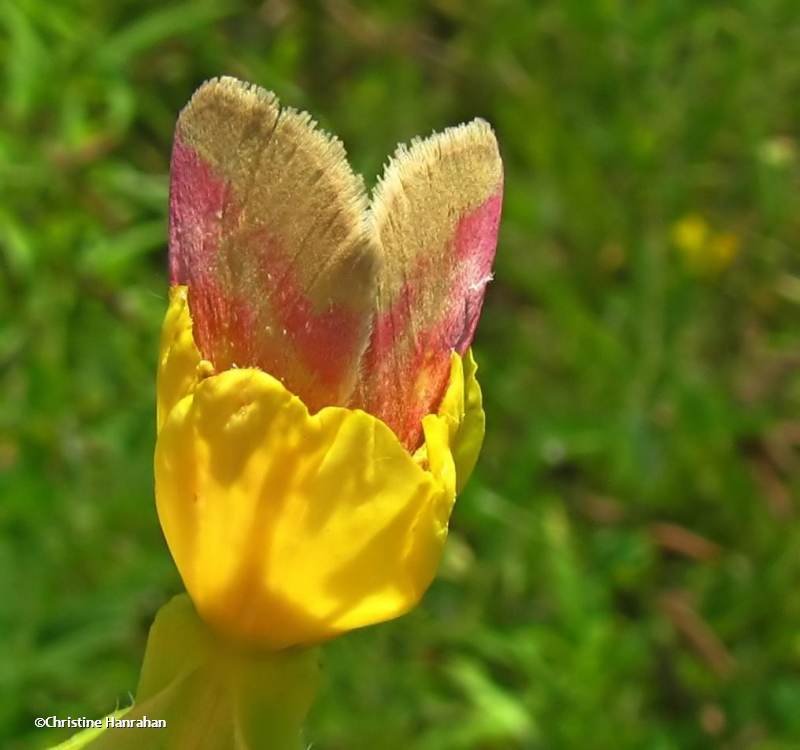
169, 77, 502, 450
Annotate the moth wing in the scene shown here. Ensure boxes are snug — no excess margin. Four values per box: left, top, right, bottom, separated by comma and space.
169, 77, 376, 411
354, 120, 503, 449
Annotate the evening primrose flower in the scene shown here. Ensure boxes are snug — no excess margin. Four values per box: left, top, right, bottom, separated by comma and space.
155, 77, 503, 649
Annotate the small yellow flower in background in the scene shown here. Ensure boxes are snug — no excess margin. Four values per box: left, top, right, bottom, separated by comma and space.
671, 213, 739, 276
672, 213, 709, 256
156, 77, 503, 649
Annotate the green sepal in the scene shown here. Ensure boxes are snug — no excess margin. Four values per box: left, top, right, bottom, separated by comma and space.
53, 594, 320, 750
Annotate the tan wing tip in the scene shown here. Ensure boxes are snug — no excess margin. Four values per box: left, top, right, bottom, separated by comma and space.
177, 76, 281, 136
370, 118, 502, 224
178, 78, 359, 181
180, 77, 350, 160
181, 76, 372, 249
385, 118, 499, 171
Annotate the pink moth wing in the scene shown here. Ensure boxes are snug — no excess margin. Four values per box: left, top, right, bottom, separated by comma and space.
169, 78, 375, 414
351, 122, 503, 449
168, 77, 502, 450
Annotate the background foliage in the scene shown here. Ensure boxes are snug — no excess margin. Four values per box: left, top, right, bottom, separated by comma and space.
2, 1, 800, 747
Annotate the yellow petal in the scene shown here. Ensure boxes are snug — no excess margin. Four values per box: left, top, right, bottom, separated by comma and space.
422, 350, 485, 493
155, 286, 486, 648
156, 286, 203, 433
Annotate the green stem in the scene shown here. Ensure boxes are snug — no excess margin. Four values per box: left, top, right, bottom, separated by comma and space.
56, 595, 320, 750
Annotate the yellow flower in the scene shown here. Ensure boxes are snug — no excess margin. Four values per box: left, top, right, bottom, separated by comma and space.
671, 213, 739, 276
155, 287, 485, 649
672, 213, 709, 257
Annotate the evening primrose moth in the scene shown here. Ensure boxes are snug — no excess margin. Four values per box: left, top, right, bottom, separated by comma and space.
169, 76, 502, 449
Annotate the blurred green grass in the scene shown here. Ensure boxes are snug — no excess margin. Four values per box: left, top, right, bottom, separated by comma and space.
2, 0, 800, 748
